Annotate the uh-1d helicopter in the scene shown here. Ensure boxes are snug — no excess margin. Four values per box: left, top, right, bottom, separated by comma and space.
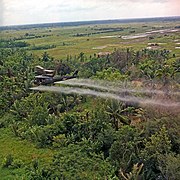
33, 65, 78, 85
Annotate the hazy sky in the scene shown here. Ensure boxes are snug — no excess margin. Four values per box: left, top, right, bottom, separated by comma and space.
1, 0, 180, 26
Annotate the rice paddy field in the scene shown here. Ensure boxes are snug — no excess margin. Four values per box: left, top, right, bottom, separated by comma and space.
1, 19, 180, 59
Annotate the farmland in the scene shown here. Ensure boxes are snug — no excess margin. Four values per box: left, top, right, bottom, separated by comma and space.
1, 17, 180, 59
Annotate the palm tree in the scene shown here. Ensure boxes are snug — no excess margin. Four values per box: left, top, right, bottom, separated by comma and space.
105, 100, 132, 131
78, 52, 85, 62
155, 64, 173, 86
42, 52, 50, 62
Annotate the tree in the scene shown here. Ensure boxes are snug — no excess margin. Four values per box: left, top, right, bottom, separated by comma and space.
78, 52, 85, 62
109, 126, 141, 176
105, 100, 132, 131
158, 153, 180, 179
140, 126, 172, 179
42, 52, 50, 62
94, 67, 128, 81
55, 63, 71, 76
155, 64, 173, 86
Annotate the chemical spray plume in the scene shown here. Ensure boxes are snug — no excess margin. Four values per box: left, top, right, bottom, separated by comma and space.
56, 79, 180, 96
30, 86, 180, 108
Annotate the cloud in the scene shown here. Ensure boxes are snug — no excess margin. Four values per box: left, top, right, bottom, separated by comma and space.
47, 1, 97, 13
2, 0, 180, 26
90, 0, 168, 3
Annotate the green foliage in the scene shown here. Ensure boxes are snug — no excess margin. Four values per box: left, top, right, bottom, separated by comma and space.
94, 67, 129, 81
0, 49, 36, 116
109, 126, 141, 173
0, 39, 29, 48
78, 52, 85, 62
79, 57, 107, 78
106, 101, 133, 130
93, 126, 116, 158
30, 44, 56, 50
11, 93, 49, 122
158, 153, 180, 179
27, 105, 49, 126
42, 51, 51, 62
26, 124, 60, 147
2, 154, 14, 168
25, 159, 52, 179
52, 134, 68, 148
9, 93, 65, 147
140, 126, 172, 179
45, 144, 116, 180
141, 126, 171, 158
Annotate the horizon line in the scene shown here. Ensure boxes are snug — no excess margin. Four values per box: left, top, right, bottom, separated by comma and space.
1, 15, 180, 28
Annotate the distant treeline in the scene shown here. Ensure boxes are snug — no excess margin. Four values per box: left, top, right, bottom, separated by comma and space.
93, 27, 124, 31
13, 33, 52, 41
0, 39, 56, 50
0, 39, 29, 48
29, 44, 56, 50
1, 16, 180, 30
73, 28, 124, 37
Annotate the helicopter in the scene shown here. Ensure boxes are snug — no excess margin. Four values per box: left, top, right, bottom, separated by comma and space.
34, 65, 78, 85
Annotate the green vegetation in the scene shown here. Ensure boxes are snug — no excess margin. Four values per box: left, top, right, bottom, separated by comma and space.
1, 19, 180, 59
0, 39, 29, 48
0, 19, 180, 179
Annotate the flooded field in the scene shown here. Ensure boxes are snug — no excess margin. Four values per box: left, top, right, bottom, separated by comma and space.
122, 34, 148, 40
122, 28, 180, 40
100, 35, 120, 39
92, 46, 107, 49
